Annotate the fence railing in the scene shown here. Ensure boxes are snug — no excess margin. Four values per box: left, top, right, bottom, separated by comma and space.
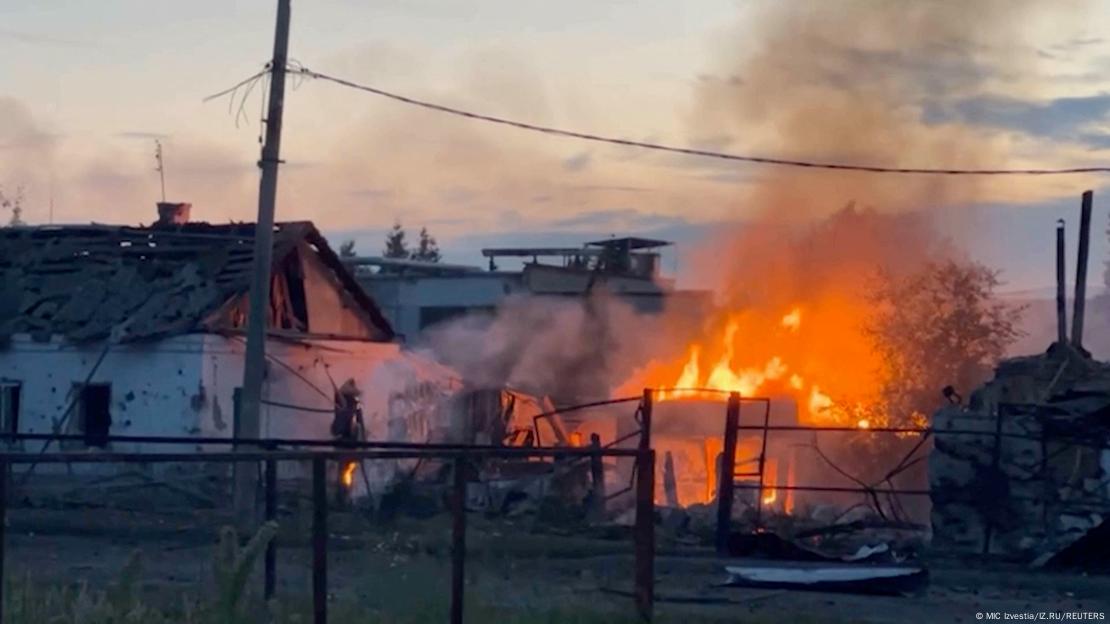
5, 388, 1108, 622
0, 440, 655, 624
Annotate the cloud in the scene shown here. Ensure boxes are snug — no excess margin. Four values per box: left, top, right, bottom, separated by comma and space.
923, 93, 1110, 143
0, 98, 58, 150
0, 29, 98, 49
549, 208, 691, 231
1078, 132, 1110, 150
687, 0, 1104, 217
568, 184, 651, 193
1046, 36, 1105, 54
348, 188, 393, 199
115, 131, 170, 140
562, 151, 591, 172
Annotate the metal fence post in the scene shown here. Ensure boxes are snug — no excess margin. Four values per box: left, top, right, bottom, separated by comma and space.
634, 389, 655, 622
312, 456, 327, 624
716, 393, 740, 554
451, 457, 467, 624
589, 433, 606, 520
264, 457, 277, 601
639, 389, 653, 452
634, 448, 655, 622
1, 458, 7, 624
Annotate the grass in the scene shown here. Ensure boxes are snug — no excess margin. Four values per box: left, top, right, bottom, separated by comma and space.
3, 573, 782, 624
3, 515, 845, 623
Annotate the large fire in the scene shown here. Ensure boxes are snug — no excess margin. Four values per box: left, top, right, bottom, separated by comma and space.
617, 297, 891, 510
651, 306, 878, 429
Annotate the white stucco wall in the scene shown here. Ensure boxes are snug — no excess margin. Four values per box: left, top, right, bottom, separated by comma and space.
195, 335, 463, 495
1, 333, 464, 491
195, 335, 461, 440
0, 334, 208, 473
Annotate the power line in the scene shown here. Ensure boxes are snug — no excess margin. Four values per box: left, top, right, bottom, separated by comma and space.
287, 65, 1110, 177
203, 67, 270, 103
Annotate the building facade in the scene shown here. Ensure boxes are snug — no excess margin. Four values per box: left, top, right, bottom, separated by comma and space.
353, 237, 713, 343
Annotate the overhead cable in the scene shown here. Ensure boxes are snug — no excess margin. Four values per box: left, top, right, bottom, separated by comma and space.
288, 66, 1110, 177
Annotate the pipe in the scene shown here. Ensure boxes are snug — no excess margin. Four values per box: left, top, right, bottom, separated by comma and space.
1057, 219, 1067, 344
1071, 190, 1094, 349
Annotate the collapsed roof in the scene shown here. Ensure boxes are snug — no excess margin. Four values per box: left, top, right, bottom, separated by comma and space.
0, 221, 394, 344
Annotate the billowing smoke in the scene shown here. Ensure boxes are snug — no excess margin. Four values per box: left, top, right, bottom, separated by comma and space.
691, 0, 1095, 221
417, 1, 1091, 407
417, 292, 702, 404
672, 0, 1088, 399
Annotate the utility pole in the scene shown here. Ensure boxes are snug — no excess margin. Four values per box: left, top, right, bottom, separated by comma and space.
236, 0, 292, 522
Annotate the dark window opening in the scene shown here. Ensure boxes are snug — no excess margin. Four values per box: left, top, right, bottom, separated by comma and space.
77, 384, 112, 448
1, 382, 21, 444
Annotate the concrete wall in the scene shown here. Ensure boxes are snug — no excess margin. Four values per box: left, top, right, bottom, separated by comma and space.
195, 335, 463, 493
359, 273, 523, 340
193, 335, 461, 440
0, 333, 464, 491
0, 334, 208, 472
360, 270, 714, 343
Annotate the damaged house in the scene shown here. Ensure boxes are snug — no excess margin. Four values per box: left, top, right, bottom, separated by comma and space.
0, 205, 481, 488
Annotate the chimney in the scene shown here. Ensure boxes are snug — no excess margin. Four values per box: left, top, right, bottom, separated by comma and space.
156, 202, 191, 226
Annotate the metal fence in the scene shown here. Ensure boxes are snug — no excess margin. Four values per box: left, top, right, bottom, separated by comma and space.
0, 441, 655, 624
5, 388, 1107, 622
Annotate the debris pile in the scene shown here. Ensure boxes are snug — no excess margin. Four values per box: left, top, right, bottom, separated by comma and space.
930, 343, 1110, 561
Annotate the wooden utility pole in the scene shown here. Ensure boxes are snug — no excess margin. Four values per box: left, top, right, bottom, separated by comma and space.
236, 0, 292, 520
1071, 190, 1093, 350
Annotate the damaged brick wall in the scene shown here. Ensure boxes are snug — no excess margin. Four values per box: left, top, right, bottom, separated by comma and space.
930, 347, 1110, 561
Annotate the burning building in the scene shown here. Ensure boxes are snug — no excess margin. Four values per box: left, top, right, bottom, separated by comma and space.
0, 212, 469, 492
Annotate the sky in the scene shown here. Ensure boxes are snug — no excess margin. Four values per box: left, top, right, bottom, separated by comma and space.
3, 0, 1110, 293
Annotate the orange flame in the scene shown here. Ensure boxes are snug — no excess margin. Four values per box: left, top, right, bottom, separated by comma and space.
704, 437, 723, 503
761, 459, 778, 505
341, 462, 357, 488
652, 309, 862, 424
780, 307, 801, 332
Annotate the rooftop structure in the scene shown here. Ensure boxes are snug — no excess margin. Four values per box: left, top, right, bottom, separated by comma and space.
0, 220, 394, 344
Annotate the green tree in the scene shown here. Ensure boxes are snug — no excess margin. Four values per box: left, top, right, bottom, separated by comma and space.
866, 259, 1025, 425
339, 239, 357, 258
413, 227, 442, 263
383, 222, 409, 259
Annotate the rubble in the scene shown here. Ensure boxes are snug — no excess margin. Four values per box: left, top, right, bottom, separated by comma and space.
930, 343, 1110, 561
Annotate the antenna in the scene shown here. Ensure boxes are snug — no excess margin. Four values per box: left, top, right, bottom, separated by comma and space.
154, 139, 167, 202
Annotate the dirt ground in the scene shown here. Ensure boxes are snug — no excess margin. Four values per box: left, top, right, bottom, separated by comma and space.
5, 505, 1108, 623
